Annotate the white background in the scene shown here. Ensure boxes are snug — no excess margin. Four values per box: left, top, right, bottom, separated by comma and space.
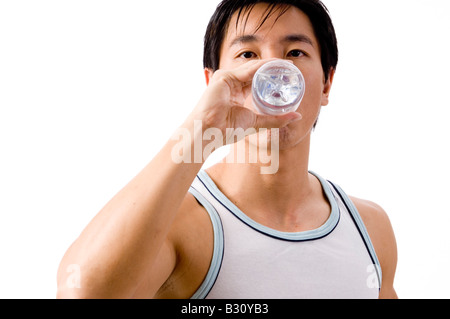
1, 0, 449, 299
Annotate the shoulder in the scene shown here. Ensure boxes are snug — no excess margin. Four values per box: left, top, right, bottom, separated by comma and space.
349, 197, 395, 250
171, 191, 215, 253
156, 191, 214, 298
350, 197, 392, 236
350, 196, 398, 299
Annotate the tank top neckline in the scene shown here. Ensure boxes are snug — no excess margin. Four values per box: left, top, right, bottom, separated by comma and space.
196, 170, 340, 242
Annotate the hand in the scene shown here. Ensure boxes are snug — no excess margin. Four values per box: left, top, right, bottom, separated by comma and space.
190, 59, 302, 144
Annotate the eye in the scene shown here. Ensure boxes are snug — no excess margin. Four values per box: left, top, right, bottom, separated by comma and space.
239, 51, 257, 59
287, 50, 305, 58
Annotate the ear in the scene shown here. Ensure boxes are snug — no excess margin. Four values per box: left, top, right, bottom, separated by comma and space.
204, 68, 215, 86
321, 68, 335, 106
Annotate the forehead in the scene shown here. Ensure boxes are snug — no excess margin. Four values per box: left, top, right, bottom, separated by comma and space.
223, 3, 318, 47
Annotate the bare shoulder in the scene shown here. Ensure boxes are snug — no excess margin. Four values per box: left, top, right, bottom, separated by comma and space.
350, 196, 398, 299
171, 191, 215, 258
349, 196, 396, 261
154, 191, 214, 299
350, 197, 392, 234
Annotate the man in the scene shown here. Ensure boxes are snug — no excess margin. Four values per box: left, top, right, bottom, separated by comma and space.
57, 0, 397, 299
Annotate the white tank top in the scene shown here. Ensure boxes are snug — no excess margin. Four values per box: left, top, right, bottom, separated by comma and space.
188, 170, 382, 299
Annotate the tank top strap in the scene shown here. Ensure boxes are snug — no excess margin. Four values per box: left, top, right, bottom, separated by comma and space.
327, 180, 382, 289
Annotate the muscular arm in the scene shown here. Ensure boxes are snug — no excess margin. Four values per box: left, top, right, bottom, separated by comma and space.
56, 125, 204, 298
56, 59, 300, 299
351, 197, 398, 299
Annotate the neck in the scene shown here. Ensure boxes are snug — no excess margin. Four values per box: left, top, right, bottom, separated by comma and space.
205, 130, 333, 233
207, 132, 314, 215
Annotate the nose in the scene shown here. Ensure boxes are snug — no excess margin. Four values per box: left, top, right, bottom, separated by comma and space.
260, 46, 285, 61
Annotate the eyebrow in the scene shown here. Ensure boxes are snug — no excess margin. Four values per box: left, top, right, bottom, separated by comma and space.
229, 34, 260, 48
282, 34, 314, 47
229, 33, 314, 48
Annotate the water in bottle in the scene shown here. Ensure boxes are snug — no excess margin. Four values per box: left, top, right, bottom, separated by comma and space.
252, 60, 305, 115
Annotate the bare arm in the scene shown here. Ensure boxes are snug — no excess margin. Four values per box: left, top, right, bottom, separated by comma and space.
56, 59, 301, 299
56, 128, 204, 298
352, 197, 398, 299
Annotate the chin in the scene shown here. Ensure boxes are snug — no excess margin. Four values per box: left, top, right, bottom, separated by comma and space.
262, 123, 308, 151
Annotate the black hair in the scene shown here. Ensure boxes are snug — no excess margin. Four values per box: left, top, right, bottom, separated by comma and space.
203, 0, 338, 82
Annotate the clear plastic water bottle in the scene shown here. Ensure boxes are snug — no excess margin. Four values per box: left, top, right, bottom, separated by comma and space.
252, 60, 305, 116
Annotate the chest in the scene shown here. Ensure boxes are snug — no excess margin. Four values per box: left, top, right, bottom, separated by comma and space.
206, 203, 379, 299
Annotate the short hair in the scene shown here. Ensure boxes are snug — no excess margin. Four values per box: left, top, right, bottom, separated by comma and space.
203, 0, 338, 82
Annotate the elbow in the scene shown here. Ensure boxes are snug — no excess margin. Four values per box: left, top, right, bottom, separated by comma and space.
56, 278, 102, 299
56, 273, 86, 299
56, 286, 82, 299
56, 262, 92, 299
56, 256, 136, 298
56, 264, 129, 299
56, 277, 85, 299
